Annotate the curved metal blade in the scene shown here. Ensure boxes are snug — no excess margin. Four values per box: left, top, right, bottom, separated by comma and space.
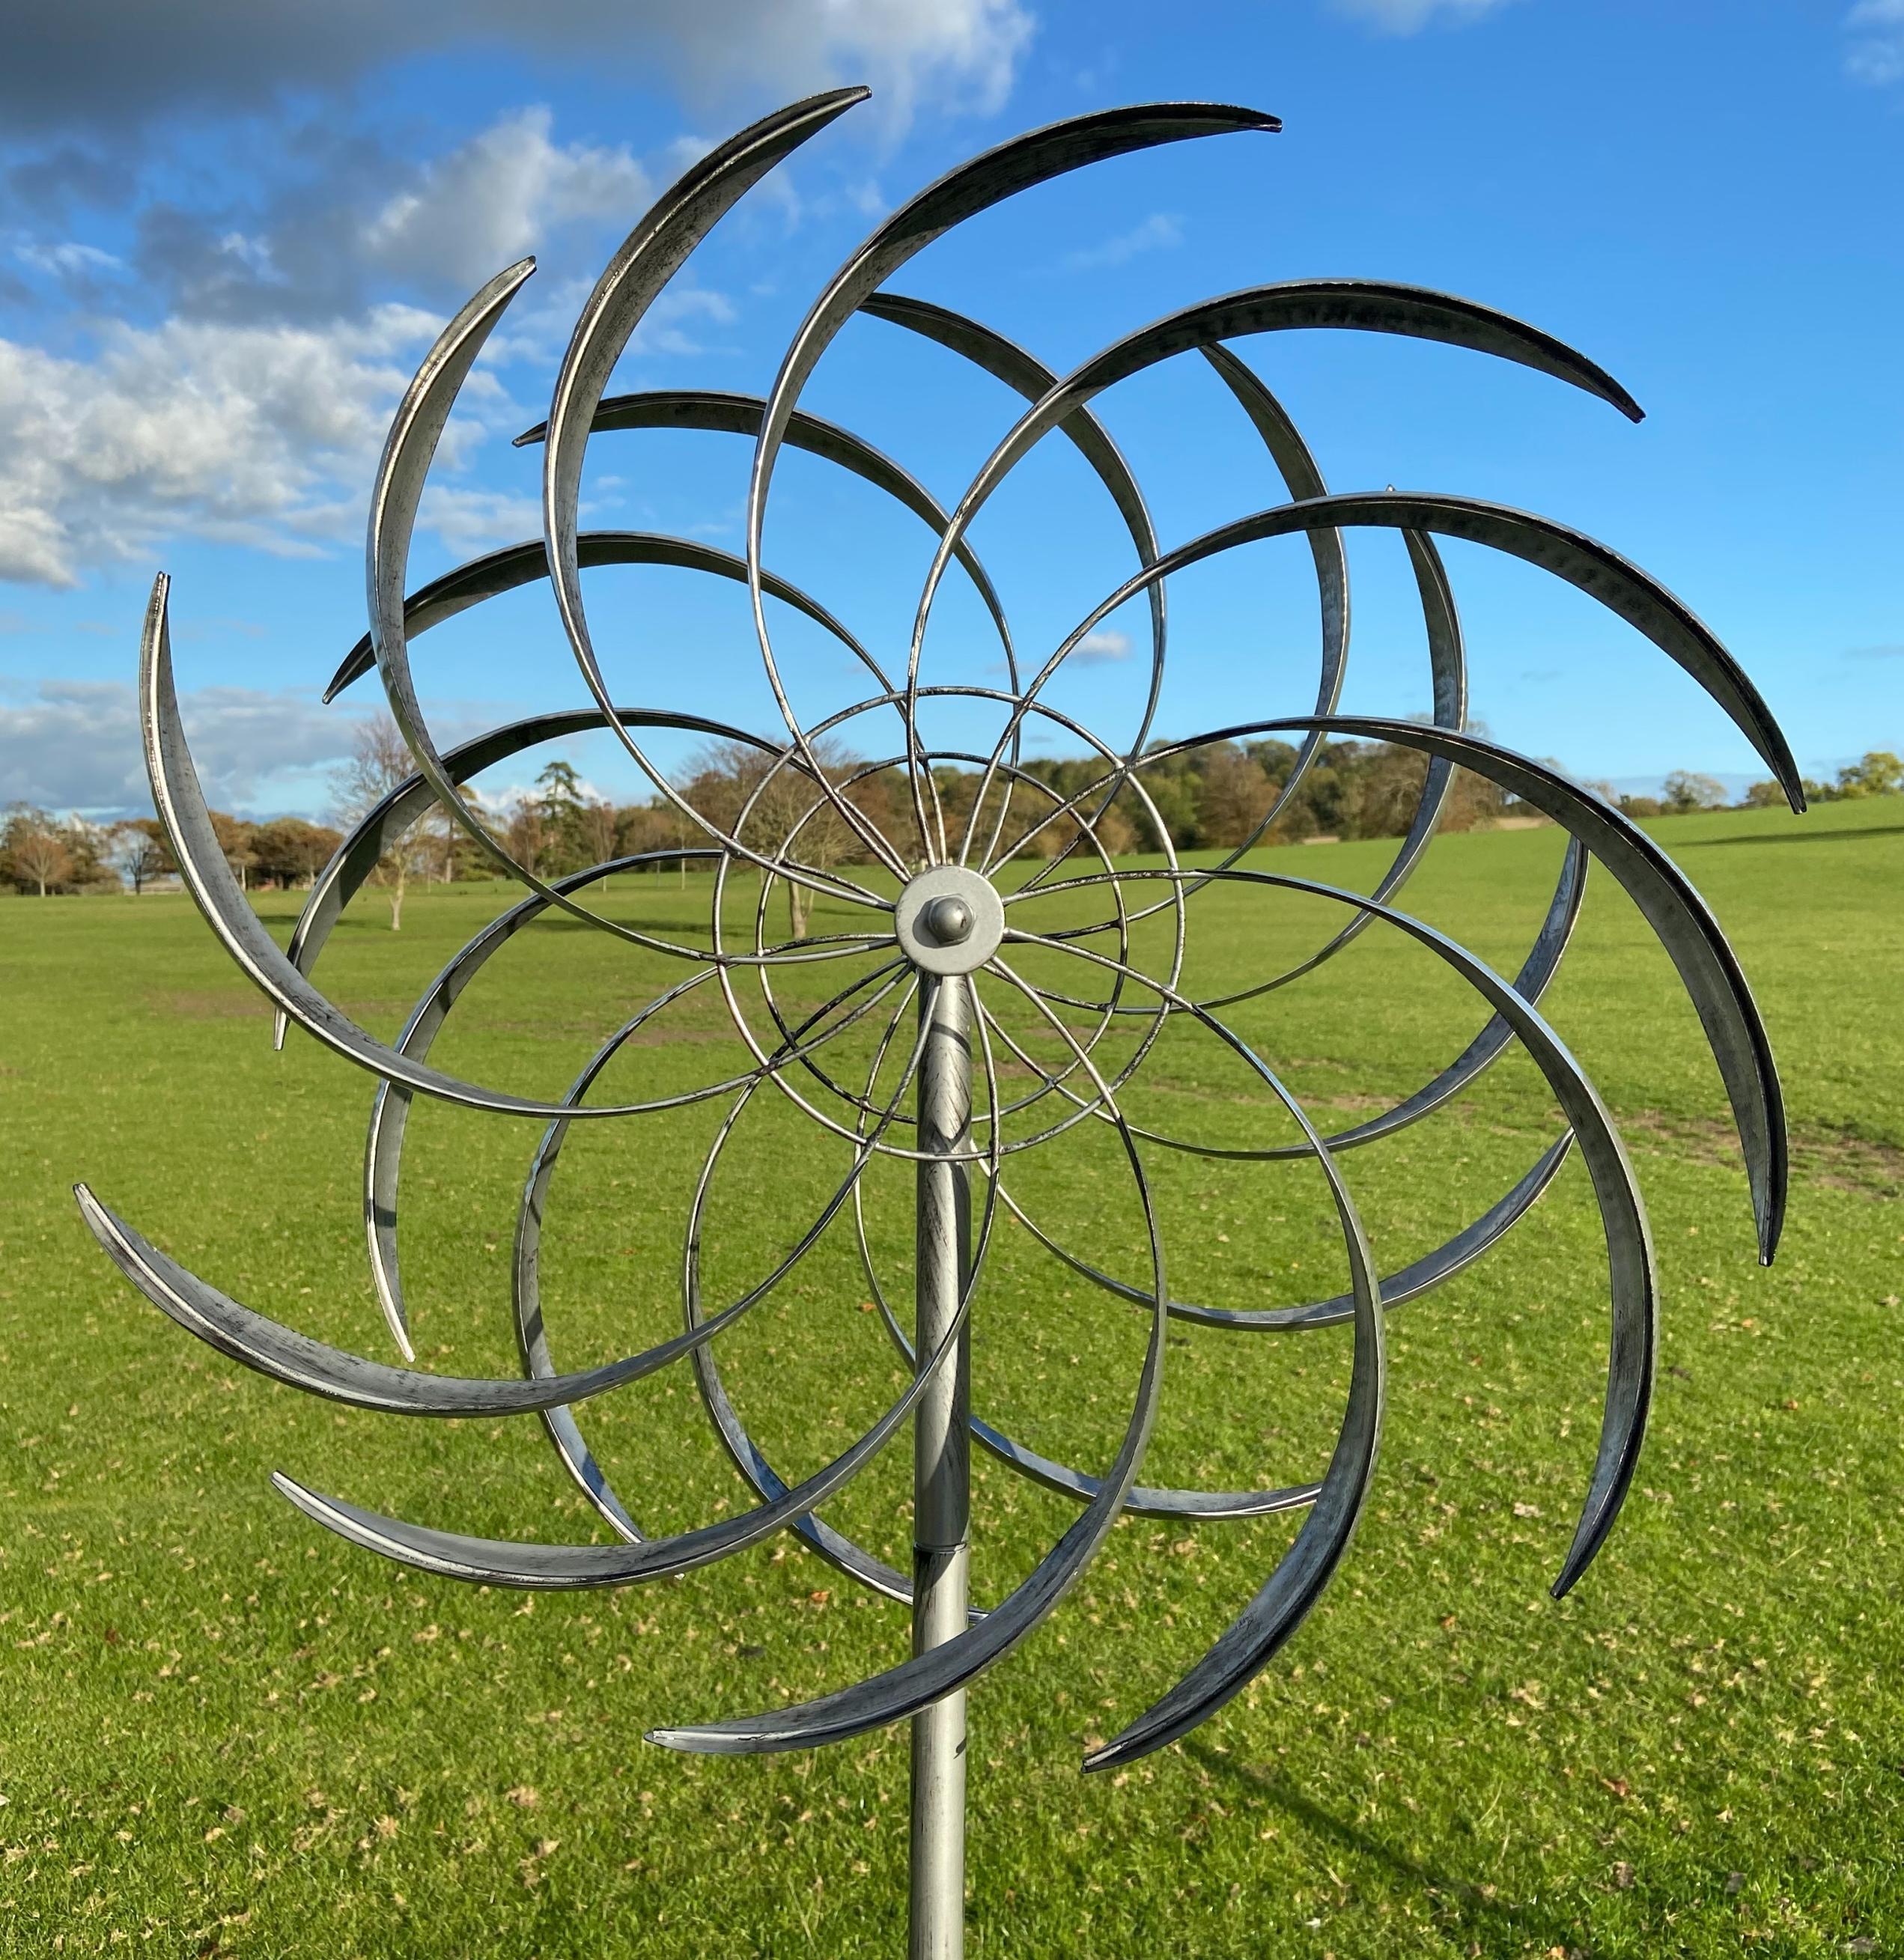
511, 388, 1011, 684
269, 1198, 976, 1589
74, 1184, 775, 1419
326, 529, 877, 703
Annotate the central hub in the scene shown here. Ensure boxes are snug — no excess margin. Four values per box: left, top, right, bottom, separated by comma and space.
895, 865, 1004, 976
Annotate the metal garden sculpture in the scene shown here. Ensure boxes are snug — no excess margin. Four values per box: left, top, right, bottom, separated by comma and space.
76, 91, 1802, 1957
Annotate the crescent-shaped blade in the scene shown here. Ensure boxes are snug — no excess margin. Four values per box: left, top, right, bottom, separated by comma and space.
139, 575, 732, 1117
541, 92, 869, 667
994, 1134, 1575, 1333
540, 92, 903, 876
73, 1184, 770, 1418
1013, 857, 1657, 1618
1197, 719, 1786, 1259
511, 388, 1012, 681
1054, 495, 1801, 811
907, 279, 1642, 747
1064, 897, 1644, 1768
748, 103, 1277, 853
267, 1245, 974, 1590
858, 292, 1167, 861
648, 1145, 1170, 1750
326, 529, 877, 703
366, 237, 888, 925
520, 964, 918, 1562
1003, 978, 1384, 1771
750, 103, 1280, 538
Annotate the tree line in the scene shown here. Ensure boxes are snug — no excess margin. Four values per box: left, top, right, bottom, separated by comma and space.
6, 729, 1899, 903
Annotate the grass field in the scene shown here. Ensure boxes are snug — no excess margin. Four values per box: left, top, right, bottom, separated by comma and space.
2, 797, 1900, 1958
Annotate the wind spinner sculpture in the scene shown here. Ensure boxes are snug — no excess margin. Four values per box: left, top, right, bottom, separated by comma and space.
78, 92, 1802, 1956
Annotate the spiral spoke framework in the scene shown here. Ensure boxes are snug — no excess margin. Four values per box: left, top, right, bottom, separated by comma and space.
80, 91, 1801, 1777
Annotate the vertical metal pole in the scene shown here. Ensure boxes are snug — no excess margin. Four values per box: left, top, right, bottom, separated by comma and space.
910, 974, 970, 1960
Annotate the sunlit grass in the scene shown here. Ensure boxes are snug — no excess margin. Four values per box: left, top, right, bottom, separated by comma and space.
1, 796, 1900, 1956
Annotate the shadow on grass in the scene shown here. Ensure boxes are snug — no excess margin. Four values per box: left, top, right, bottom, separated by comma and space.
1183, 1739, 1590, 1955
1674, 822, 1904, 849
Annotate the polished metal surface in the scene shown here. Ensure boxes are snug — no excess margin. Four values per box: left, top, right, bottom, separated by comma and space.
82, 88, 1801, 1951
895, 867, 1005, 976
910, 976, 973, 1959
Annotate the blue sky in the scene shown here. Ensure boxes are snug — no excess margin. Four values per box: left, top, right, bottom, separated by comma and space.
1, 0, 1899, 819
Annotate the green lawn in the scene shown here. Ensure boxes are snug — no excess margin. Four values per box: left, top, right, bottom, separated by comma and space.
1, 798, 1900, 1957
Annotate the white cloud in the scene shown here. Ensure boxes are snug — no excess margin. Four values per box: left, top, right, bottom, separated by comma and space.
416, 485, 544, 554
1846, 0, 1904, 83
0, 675, 526, 815
2, 0, 1034, 142
360, 107, 651, 293
1061, 213, 1182, 274
15, 240, 125, 279
654, 0, 1035, 134
1333, 0, 1519, 34
0, 677, 362, 813
1072, 628, 1133, 665
0, 305, 443, 587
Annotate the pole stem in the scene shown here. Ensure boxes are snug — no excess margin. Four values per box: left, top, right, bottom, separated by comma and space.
910, 975, 971, 1960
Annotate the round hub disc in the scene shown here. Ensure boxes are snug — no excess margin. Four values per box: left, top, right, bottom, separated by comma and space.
895, 865, 1005, 976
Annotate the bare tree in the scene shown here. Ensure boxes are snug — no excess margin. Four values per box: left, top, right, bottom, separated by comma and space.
11, 823, 72, 895
1661, 770, 1729, 815
110, 819, 173, 895
579, 800, 618, 886
504, 799, 551, 876
330, 713, 431, 929
684, 734, 863, 938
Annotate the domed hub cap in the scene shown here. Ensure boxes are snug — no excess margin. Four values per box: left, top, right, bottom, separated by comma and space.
895, 865, 1005, 976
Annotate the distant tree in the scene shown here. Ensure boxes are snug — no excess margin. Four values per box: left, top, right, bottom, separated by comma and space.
59, 815, 120, 891
579, 797, 617, 866
110, 818, 174, 894
330, 713, 430, 929
1618, 794, 1664, 819
4, 806, 73, 895
427, 786, 489, 882
250, 816, 342, 889
1834, 750, 1903, 800
684, 735, 862, 938
1083, 797, 1137, 858
535, 758, 589, 873
1196, 743, 1274, 850
1661, 770, 1728, 814
1740, 779, 1786, 809
504, 798, 552, 876
206, 809, 258, 889
616, 797, 705, 885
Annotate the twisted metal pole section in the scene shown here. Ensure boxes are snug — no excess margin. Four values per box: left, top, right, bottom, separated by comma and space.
911, 974, 972, 1959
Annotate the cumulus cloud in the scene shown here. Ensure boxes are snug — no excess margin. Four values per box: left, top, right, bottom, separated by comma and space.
0, 305, 445, 586
0, 4, 1036, 600
358, 108, 651, 294
0, 675, 523, 814
1061, 213, 1182, 273
1846, 0, 1904, 84
1333, 0, 1519, 34
0, 0, 1032, 140
113, 110, 669, 328
0, 677, 364, 813
1071, 629, 1133, 665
